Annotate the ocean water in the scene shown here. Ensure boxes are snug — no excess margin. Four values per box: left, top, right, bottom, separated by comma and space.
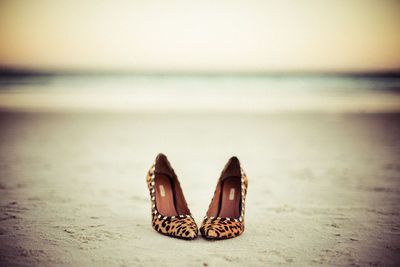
0, 73, 400, 112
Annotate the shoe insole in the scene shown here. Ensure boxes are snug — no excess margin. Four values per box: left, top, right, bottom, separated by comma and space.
155, 174, 179, 217
218, 177, 241, 218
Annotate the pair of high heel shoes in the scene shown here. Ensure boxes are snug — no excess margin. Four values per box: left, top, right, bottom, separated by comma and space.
146, 153, 248, 240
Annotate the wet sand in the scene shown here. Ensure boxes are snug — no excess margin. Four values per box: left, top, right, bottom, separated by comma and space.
0, 111, 399, 266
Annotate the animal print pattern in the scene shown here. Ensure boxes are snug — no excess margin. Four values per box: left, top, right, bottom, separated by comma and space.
200, 165, 248, 239
146, 161, 198, 239
152, 215, 198, 239
200, 217, 244, 239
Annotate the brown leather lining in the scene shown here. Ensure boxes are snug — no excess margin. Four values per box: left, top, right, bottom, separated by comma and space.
206, 156, 242, 218
155, 174, 178, 216
154, 153, 191, 216
218, 177, 241, 218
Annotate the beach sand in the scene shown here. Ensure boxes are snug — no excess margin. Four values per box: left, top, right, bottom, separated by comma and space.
0, 111, 399, 266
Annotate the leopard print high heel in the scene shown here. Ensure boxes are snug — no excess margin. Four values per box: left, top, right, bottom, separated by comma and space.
200, 156, 248, 239
146, 153, 198, 239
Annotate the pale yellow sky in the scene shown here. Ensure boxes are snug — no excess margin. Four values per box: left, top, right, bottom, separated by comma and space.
0, 0, 400, 72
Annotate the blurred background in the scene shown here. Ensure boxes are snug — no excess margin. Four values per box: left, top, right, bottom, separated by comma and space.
1, 1, 400, 266
0, 0, 400, 112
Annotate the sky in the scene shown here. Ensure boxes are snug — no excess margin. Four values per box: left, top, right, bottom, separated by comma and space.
0, 0, 400, 73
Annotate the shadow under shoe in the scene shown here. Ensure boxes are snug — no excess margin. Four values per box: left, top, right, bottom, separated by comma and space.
200, 156, 248, 240
146, 153, 198, 239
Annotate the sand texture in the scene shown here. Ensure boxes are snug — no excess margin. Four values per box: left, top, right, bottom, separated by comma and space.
0, 112, 400, 266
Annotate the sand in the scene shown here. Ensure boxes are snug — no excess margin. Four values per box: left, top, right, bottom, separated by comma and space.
0, 111, 399, 266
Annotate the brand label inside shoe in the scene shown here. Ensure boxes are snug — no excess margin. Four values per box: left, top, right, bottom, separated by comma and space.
229, 188, 235, 200
159, 185, 165, 197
